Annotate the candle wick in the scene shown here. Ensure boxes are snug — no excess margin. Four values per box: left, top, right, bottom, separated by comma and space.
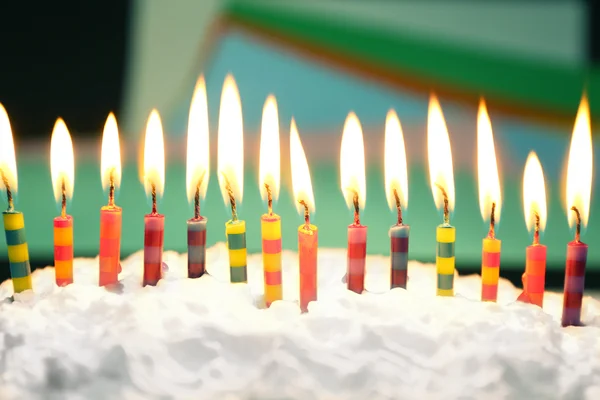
393, 188, 403, 225
435, 183, 450, 225
151, 183, 157, 215
352, 191, 360, 225
108, 169, 115, 207
222, 174, 237, 221
194, 185, 200, 220
193, 171, 206, 220
533, 211, 540, 245
299, 199, 310, 229
61, 180, 67, 219
488, 202, 496, 238
0, 168, 13, 212
265, 183, 273, 215
571, 206, 581, 243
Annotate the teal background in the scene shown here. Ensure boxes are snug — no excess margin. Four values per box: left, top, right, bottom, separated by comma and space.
1, 30, 599, 272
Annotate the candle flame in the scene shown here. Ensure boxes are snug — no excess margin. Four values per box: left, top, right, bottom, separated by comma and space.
384, 109, 408, 212
340, 112, 366, 210
566, 95, 592, 229
101, 113, 122, 192
427, 95, 455, 213
50, 118, 75, 204
259, 95, 280, 204
0, 104, 18, 204
523, 152, 547, 233
143, 109, 165, 198
186, 76, 210, 203
477, 100, 501, 223
290, 119, 315, 215
217, 74, 244, 206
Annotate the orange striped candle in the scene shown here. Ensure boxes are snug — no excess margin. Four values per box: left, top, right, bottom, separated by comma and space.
54, 216, 73, 286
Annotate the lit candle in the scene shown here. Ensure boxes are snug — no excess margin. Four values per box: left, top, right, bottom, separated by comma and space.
290, 119, 317, 312
186, 76, 210, 279
340, 112, 367, 294
384, 110, 409, 289
217, 74, 247, 284
0, 104, 33, 293
259, 95, 282, 306
477, 100, 502, 302
562, 95, 592, 327
50, 118, 75, 287
519, 152, 547, 306
142, 110, 166, 287
99, 113, 122, 286
427, 96, 456, 297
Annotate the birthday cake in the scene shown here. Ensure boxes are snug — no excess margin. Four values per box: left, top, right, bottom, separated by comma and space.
0, 243, 599, 399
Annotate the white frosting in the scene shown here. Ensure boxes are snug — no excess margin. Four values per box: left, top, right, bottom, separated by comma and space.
1, 243, 599, 399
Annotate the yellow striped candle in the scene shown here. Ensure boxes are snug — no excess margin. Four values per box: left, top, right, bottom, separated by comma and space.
436, 224, 455, 296
261, 213, 282, 306
2, 211, 32, 293
226, 220, 247, 283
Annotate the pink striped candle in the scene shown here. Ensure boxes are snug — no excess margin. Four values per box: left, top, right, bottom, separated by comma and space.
562, 240, 587, 326
143, 213, 164, 286
347, 224, 367, 294
53, 215, 73, 286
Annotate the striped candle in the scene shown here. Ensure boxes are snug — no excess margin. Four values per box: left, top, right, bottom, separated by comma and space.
481, 237, 501, 302
187, 217, 207, 278
299, 224, 318, 312
389, 224, 409, 289
524, 244, 547, 307
347, 224, 367, 294
436, 224, 455, 296
261, 214, 282, 306
226, 220, 247, 283
143, 213, 164, 286
562, 241, 587, 327
2, 210, 32, 293
53, 215, 73, 286
99, 205, 122, 286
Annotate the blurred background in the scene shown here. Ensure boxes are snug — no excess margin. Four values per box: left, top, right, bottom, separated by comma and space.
0, 0, 599, 287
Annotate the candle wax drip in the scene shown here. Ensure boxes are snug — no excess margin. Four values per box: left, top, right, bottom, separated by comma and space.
299, 199, 310, 229
533, 211, 540, 245
0, 168, 14, 211
222, 174, 237, 221
435, 183, 450, 225
61, 180, 67, 218
488, 202, 496, 239
151, 183, 157, 215
571, 206, 581, 243
265, 183, 273, 215
393, 189, 403, 225
352, 191, 360, 225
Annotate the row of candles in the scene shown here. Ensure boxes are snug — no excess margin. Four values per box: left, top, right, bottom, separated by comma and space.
0, 74, 593, 326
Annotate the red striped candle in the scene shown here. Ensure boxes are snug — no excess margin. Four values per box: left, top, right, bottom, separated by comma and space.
299, 223, 318, 312
347, 224, 367, 294
562, 240, 587, 326
524, 244, 547, 307
143, 213, 164, 286
53, 215, 73, 286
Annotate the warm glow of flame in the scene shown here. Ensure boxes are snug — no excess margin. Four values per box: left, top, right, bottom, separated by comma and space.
101, 113, 122, 192
217, 74, 244, 205
143, 109, 165, 197
523, 152, 547, 233
259, 95, 280, 203
427, 95, 455, 211
477, 100, 502, 222
384, 109, 408, 211
340, 112, 366, 209
50, 118, 75, 203
0, 104, 18, 199
290, 119, 315, 214
566, 95, 593, 229
186, 76, 210, 203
